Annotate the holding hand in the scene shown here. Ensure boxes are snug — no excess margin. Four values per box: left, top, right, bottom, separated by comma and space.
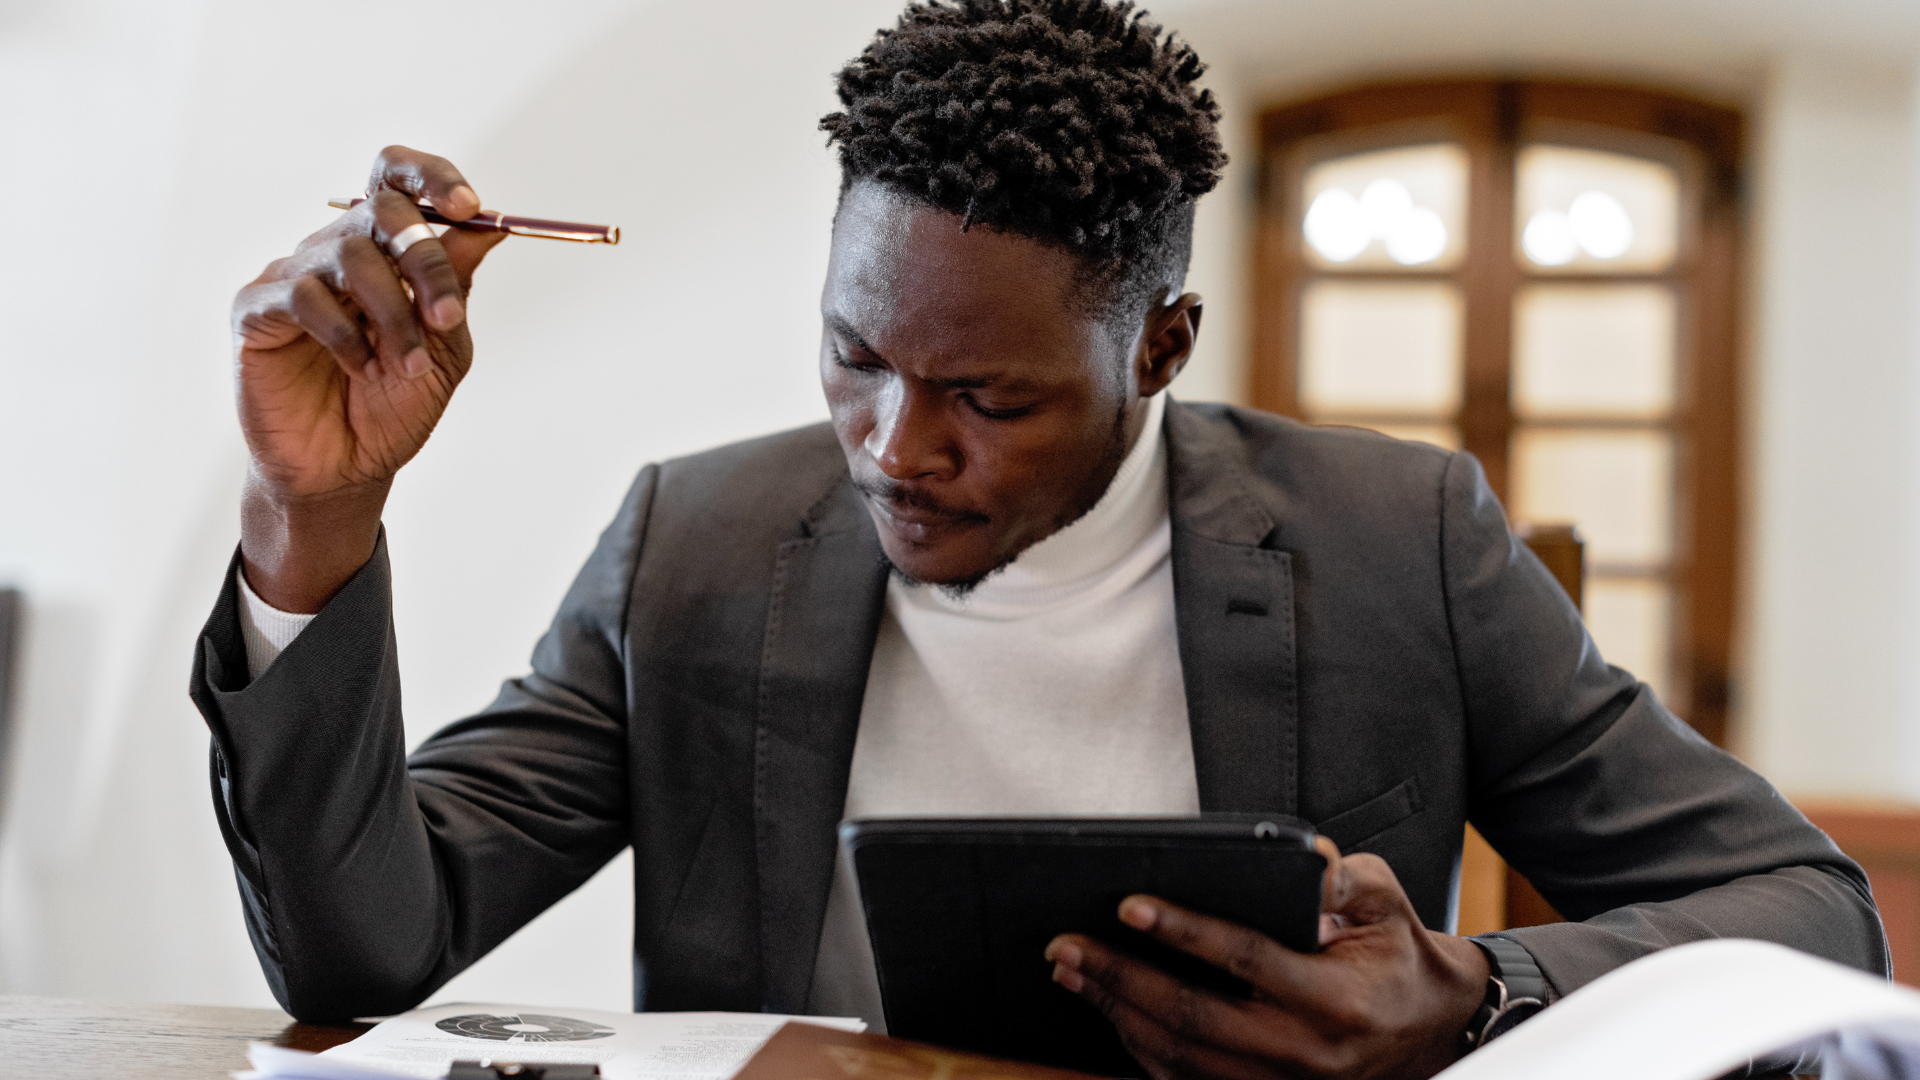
1046, 840, 1490, 1080
231, 146, 508, 612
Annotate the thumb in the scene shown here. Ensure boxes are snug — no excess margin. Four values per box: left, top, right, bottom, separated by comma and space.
1315, 834, 1345, 913
1326, 852, 1419, 932
1316, 835, 1354, 946
441, 227, 510, 291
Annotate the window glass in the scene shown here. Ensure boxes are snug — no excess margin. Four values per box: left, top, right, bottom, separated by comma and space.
1303, 143, 1469, 270
1510, 429, 1673, 567
1584, 577, 1673, 700
1299, 281, 1463, 417
1516, 145, 1679, 272
1513, 284, 1676, 419
1264, 83, 1742, 747
1366, 423, 1461, 450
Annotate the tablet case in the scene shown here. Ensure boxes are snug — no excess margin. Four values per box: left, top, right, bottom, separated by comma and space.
844, 815, 1326, 1077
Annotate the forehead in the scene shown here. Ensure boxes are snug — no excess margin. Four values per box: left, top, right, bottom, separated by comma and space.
825, 182, 1109, 374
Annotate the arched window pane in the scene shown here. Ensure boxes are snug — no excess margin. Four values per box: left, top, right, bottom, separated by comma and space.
1513, 284, 1676, 419
1262, 81, 1743, 750
1299, 280, 1463, 417
1516, 145, 1679, 272
1302, 143, 1469, 270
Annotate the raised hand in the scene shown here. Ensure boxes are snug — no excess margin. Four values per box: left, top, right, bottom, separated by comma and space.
231, 146, 509, 612
1045, 841, 1491, 1080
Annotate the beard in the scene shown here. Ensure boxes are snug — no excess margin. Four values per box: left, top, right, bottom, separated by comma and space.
876, 401, 1133, 600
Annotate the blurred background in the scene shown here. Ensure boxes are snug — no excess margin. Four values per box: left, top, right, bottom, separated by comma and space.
4, 0, 1920, 1012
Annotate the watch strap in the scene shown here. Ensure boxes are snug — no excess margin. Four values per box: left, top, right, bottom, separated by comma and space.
1470, 934, 1549, 1004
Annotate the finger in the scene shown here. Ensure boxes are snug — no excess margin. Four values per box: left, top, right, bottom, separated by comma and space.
440, 227, 510, 292
1314, 834, 1344, 912
295, 201, 376, 255
1314, 835, 1353, 946
1328, 853, 1421, 928
338, 234, 430, 378
1317, 912, 1350, 946
369, 190, 466, 332
1117, 897, 1316, 1004
286, 276, 372, 374
1049, 935, 1304, 1061
370, 144, 481, 221
232, 275, 309, 351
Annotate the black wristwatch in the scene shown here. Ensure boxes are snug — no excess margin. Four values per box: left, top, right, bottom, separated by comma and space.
1459, 936, 1548, 1053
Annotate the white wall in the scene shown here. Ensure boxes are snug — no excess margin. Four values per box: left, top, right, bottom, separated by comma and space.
6, 0, 1920, 1011
1741, 56, 1920, 798
0, 0, 893, 1010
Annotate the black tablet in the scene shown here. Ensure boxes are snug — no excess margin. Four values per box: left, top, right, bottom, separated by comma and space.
842, 814, 1326, 1077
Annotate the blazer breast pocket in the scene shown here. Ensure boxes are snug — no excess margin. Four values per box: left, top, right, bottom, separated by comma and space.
1314, 777, 1424, 853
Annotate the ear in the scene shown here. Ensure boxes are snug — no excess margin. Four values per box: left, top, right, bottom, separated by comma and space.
1135, 291, 1204, 398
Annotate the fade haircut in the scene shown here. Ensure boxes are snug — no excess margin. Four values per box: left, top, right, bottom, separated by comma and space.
821, 0, 1228, 326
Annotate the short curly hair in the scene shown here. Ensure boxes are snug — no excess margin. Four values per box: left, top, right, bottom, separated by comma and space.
821, 0, 1227, 322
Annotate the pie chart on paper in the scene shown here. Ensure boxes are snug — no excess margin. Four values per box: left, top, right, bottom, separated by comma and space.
434, 1013, 618, 1042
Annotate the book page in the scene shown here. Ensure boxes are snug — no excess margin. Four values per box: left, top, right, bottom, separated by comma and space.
293, 1005, 862, 1080
1439, 939, 1920, 1080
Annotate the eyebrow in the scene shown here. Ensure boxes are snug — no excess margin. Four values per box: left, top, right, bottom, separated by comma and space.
823, 312, 1003, 391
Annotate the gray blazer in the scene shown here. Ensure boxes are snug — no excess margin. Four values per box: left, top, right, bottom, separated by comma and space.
191, 401, 1888, 1023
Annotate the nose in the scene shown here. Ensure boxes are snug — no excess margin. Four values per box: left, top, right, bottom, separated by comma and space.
864, 378, 959, 482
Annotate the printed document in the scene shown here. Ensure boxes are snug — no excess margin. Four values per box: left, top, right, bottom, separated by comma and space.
240, 1004, 863, 1080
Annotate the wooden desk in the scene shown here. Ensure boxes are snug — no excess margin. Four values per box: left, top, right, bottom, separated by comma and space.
0, 996, 371, 1079
0, 995, 1822, 1079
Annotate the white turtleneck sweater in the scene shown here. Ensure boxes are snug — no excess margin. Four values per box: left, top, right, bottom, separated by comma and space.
805, 390, 1197, 1028
235, 392, 1197, 1031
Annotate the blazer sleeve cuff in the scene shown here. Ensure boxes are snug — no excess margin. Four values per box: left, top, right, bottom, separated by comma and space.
188, 532, 397, 856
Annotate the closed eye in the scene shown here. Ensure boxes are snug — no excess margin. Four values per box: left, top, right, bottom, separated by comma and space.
965, 395, 1035, 421
833, 349, 883, 374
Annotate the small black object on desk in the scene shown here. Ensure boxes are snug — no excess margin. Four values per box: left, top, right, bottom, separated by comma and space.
448, 1062, 600, 1080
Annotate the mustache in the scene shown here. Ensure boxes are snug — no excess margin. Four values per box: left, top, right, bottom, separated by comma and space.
852, 476, 990, 523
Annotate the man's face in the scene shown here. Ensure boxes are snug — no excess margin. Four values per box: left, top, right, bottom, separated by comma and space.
820, 181, 1145, 588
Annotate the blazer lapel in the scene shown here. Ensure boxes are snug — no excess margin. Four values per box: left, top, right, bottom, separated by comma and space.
754, 474, 889, 1013
1166, 402, 1300, 815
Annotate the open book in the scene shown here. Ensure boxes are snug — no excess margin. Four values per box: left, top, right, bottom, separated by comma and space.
1435, 938, 1920, 1080
242, 939, 1920, 1080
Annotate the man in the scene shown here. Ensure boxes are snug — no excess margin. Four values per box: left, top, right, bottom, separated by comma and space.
194, 1, 1887, 1077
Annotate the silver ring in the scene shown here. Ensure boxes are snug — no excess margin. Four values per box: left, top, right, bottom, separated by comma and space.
386, 222, 436, 260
